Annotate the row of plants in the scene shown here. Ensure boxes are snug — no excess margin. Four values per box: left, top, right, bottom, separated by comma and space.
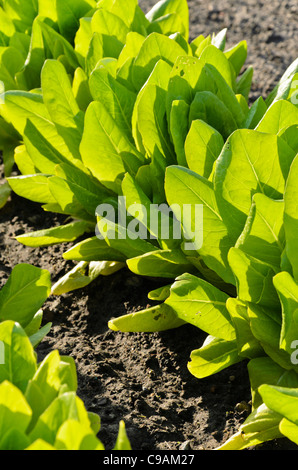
1, 0, 298, 450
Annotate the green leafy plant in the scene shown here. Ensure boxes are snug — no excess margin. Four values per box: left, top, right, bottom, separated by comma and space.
109, 96, 298, 448
2, 0, 258, 294
0, 264, 131, 450
0, 0, 100, 204
0, 263, 52, 346
0, 320, 131, 450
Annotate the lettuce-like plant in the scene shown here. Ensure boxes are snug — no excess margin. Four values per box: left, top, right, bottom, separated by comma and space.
3, 0, 258, 293
0, 265, 131, 450
0, 320, 131, 450
0, 263, 51, 345
109, 96, 298, 448
0, 0, 100, 205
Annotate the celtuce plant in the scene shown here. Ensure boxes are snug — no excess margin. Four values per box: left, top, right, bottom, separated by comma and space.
3, 0, 255, 291
0, 264, 131, 450
1, 0, 298, 450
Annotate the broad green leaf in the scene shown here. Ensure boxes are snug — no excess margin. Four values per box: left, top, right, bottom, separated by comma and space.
273, 271, 298, 355
0, 264, 51, 328
127, 249, 196, 278
108, 302, 185, 333
0, 90, 49, 137
63, 236, 126, 263
169, 99, 189, 166
214, 129, 296, 239
284, 154, 298, 281
189, 91, 238, 139
190, 62, 245, 128
228, 247, 280, 310
226, 297, 263, 359
244, 96, 267, 129
89, 66, 136, 142
55, 0, 96, 44
0, 381, 32, 442
14, 17, 45, 90
165, 165, 235, 285
247, 303, 293, 372
165, 273, 236, 341
37, 19, 79, 71
248, 356, 298, 410
147, 12, 186, 39
41, 60, 82, 126
0, 46, 24, 90
259, 384, 298, 425
146, 0, 189, 41
74, 17, 92, 67
96, 212, 159, 260
51, 260, 124, 295
41, 59, 83, 161
23, 119, 84, 174
194, 35, 211, 57
117, 31, 145, 69
14, 144, 36, 175
224, 40, 247, 76
54, 162, 112, 216
132, 59, 172, 158
0, 321, 37, 392
279, 418, 298, 444
132, 32, 186, 91
122, 171, 182, 251
54, 419, 104, 450
28, 392, 92, 446
47, 175, 95, 221
256, 100, 298, 134
91, 9, 128, 59
101, 0, 138, 29
188, 335, 241, 379
279, 124, 298, 154
80, 101, 138, 194
3, 0, 37, 33
7, 174, 55, 204
0, 428, 30, 450
86, 37, 111, 76
134, 83, 175, 162
184, 119, 224, 179
0, 6, 15, 45
72, 67, 93, 112
15, 221, 92, 247
235, 193, 285, 270
25, 350, 77, 429
199, 45, 235, 91
166, 55, 204, 122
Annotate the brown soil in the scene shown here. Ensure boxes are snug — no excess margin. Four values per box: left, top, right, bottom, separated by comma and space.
0, 0, 297, 451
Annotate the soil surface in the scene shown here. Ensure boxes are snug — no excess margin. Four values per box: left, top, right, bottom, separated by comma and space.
1, 0, 298, 451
